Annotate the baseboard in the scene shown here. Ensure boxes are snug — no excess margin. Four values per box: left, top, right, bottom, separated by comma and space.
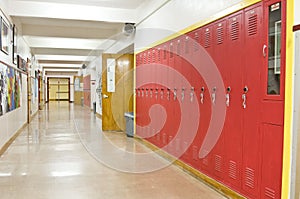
135, 137, 246, 199
0, 123, 27, 156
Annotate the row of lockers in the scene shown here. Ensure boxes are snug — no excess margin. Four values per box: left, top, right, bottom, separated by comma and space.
136, 1, 285, 199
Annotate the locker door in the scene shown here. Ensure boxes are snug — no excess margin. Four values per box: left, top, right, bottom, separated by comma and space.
135, 53, 142, 137
199, 25, 214, 175
224, 12, 244, 190
187, 28, 206, 170
211, 19, 227, 181
242, 4, 263, 198
161, 44, 172, 149
260, 1, 285, 198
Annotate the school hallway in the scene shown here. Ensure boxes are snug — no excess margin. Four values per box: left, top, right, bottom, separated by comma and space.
0, 102, 226, 199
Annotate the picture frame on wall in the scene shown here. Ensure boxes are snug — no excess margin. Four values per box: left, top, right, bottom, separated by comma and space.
0, 17, 9, 55
12, 24, 17, 64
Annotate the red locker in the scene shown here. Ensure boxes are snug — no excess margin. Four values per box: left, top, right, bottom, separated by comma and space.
223, 12, 244, 190
242, 4, 263, 198
199, 24, 214, 176
210, 19, 227, 181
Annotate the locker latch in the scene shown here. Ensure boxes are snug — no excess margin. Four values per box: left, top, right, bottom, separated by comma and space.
226, 87, 231, 107
155, 88, 159, 100
181, 88, 185, 102
141, 88, 144, 97
190, 87, 195, 102
173, 88, 177, 101
167, 88, 170, 101
212, 87, 217, 104
200, 87, 205, 104
137, 88, 140, 97
161, 88, 164, 99
242, 86, 248, 109
146, 88, 149, 98
150, 88, 153, 98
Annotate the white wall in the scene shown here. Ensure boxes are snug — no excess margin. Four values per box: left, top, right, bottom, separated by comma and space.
83, 57, 102, 113
0, 3, 32, 149
295, 0, 300, 26
135, 0, 244, 50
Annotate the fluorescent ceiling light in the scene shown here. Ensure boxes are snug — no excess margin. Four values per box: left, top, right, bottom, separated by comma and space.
41, 64, 82, 68
23, 36, 115, 50
44, 68, 80, 72
35, 55, 95, 61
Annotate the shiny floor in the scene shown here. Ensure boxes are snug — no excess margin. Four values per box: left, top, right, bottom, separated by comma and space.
0, 102, 227, 199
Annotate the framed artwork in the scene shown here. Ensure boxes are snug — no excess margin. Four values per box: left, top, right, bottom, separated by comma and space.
12, 24, 17, 64
1, 18, 9, 55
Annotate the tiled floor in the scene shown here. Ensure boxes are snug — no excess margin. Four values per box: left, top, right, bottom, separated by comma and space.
0, 102, 227, 199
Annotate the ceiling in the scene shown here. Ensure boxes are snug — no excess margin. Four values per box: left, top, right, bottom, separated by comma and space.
7, 0, 169, 76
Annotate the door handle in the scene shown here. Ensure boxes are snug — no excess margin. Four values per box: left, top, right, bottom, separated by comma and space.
103, 94, 109, 99
263, 44, 267, 57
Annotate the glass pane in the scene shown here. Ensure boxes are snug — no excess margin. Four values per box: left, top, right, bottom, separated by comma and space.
267, 2, 281, 95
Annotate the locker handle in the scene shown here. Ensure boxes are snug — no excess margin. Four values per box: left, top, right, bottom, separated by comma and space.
226, 93, 230, 107
160, 89, 164, 99
146, 89, 148, 97
200, 93, 204, 104
173, 88, 177, 101
181, 88, 185, 102
150, 89, 153, 98
211, 87, 216, 104
263, 44, 267, 57
155, 88, 158, 100
242, 94, 247, 109
167, 88, 170, 101
190, 87, 194, 102
141, 88, 144, 97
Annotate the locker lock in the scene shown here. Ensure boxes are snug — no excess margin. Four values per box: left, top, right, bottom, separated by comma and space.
243, 86, 248, 93
227, 87, 231, 93
212, 87, 217, 92
191, 87, 195, 92
201, 87, 205, 92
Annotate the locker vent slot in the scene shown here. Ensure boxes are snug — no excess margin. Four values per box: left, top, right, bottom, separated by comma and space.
176, 138, 180, 152
217, 27, 224, 44
248, 15, 258, 36
192, 146, 198, 160
204, 30, 211, 48
170, 44, 174, 58
168, 136, 173, 147
156, 133, 160, 142
229, 161, 237, 179
157, 50, 161, 62
183, 141, 188, 154
203, 158, 208, 166
185, 38, 189, 54
215, 155, 222, 172
163, 133, 167, 144
231, 21, 239, 40
245, 167, 255, 188
177, 41, 181, 56
194, 33, 199, 51
265, 187, 276, 198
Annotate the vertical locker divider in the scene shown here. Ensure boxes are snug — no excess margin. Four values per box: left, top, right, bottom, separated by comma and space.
150, 48, 156, 145
156, 47, 163, 147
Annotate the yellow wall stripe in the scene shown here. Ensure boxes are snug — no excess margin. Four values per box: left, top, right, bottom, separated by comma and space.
282, 0, 294, 198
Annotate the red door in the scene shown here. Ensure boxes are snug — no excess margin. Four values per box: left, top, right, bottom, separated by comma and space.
260, 1, 285, 198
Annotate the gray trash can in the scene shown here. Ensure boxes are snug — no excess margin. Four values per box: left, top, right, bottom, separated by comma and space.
81, 97, 84, 107
124, 112, 134, 137
93, 102, 96, 114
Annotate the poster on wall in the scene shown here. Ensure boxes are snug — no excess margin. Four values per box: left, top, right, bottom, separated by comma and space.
0, 64, 8, 116
107, 58, 115, 92
0, 63, 22, 116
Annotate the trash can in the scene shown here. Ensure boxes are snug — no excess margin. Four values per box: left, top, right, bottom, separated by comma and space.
81, 97, 84, 107
124, 112, 134, 137
93, 102, 96, 114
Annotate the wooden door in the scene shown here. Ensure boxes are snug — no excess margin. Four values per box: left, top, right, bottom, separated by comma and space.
102, 53, 133, 131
